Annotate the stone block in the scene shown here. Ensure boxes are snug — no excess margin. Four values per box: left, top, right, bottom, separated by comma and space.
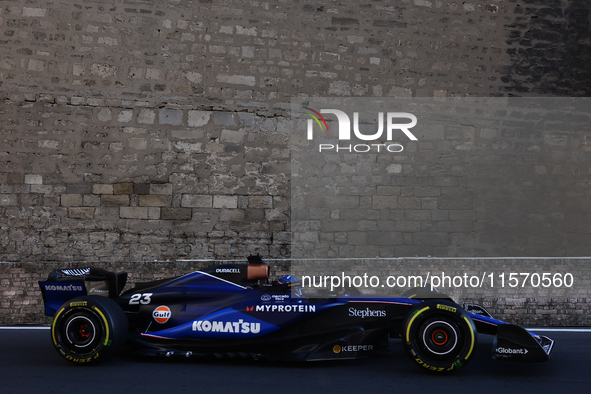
213, 195, 238, 209
67, 184, 93, 194
101, 195, 130, 206
161, 207, 192, 220
118, 110, 133, 123
93, 184, 113, 195
437, 196, 473, 210
238, 113, 255, 127
148, 207, 161, 220
97, 108, 112, 122
129, 138, 147, 150
24, 174, 42, 185
133, 184, 151, 195
68, 207, 95, 219
150, 184, 173, 195
188, 110, 211, 127
371, 196, 397, 210
159, 108, 183, 125
248, 196, 273, 209
218, 209, 244, 222
220, 129, 245, 143
213, 112, 237, 126
181, 195, 212, 208
83, 195, 101, 207
120, 207, 148, 219
137, 109, 156, 124
61, 194, 82, 207
31, 185, 52, 194
22, 7, 47, 17
216, 74, 256, 86
245, 209, 265, 221
139, 195, 172, 207
0, 194, 17, 206
114, 183, 133, 195
90, 63, 117, 78
7, 173, 24, 185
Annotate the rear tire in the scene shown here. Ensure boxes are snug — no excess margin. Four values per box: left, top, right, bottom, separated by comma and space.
402, 300, 476, 372
51, 295, 128, 364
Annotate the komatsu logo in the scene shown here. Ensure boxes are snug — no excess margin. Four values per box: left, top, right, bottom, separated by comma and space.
304, 108, 418, 153
44, 284, 84, 292
192, 319, 261, 334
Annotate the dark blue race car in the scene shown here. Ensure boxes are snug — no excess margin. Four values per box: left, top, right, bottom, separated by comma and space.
39, 256, 554, 372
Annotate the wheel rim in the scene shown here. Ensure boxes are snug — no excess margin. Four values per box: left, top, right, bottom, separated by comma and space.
420, 318, 460, 357
62, 311, 102, 352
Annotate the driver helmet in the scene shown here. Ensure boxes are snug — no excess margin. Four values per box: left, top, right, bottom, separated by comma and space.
278, 275, 302, 297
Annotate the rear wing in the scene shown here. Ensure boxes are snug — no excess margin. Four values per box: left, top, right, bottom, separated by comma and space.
39, 267, 127, 316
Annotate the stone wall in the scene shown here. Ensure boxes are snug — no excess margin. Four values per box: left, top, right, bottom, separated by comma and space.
1, 0, 590, 263
0, 94, 291, 262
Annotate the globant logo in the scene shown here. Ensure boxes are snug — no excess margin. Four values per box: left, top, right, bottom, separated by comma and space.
303, 107, 418, 153
496, 347, 528, 355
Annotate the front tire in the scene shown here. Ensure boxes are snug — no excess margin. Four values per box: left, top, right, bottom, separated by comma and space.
402, 300, 476, 372
51, 296, 128, 364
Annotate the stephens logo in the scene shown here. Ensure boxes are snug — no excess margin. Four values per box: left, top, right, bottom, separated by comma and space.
303, 107, 418, 153
152, 306, 172, 324
348, 307, 386, 318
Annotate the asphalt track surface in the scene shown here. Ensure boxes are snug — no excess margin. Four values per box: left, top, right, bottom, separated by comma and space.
2, 328, 590, 394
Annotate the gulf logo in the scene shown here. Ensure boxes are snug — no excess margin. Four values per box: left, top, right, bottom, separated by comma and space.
152, 306, 172, 324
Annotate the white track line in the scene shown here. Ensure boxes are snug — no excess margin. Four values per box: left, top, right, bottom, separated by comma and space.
0, 326, 50, 330
526, 328, 591, 332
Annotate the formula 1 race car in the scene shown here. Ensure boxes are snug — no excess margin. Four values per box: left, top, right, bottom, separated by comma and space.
38, 256, 554, 372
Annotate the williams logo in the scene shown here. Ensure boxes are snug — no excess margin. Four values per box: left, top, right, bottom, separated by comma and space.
303, 107, 418, 153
